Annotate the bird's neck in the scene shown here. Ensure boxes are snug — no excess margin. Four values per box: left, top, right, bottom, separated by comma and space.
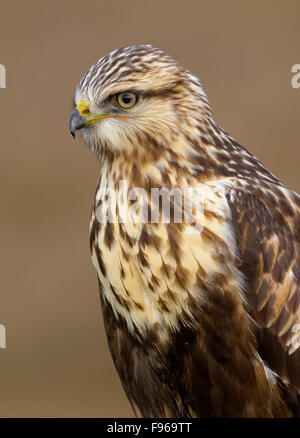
96, 125, 220, 192
95, 114, 279, 192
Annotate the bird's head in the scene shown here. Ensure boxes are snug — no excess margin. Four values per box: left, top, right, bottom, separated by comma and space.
70, 45, 211, 160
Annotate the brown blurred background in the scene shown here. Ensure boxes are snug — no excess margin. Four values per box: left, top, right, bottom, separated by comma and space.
0, 0, 300, 417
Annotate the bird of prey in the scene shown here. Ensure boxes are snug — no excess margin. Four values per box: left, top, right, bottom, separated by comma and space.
69, 45, 300, 417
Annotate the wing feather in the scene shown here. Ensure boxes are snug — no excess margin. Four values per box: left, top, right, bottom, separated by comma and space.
227, 185, 300, 390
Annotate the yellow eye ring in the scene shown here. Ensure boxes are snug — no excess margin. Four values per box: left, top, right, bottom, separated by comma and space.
113, 92, 139, 109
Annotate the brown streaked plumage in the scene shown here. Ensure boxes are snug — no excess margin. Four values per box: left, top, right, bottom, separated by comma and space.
70, 45, 300, 417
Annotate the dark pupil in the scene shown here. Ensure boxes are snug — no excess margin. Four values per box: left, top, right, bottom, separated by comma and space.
122, 94, 133, 104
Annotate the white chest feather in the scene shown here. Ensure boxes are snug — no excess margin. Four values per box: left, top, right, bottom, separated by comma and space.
90, 176, 243, 338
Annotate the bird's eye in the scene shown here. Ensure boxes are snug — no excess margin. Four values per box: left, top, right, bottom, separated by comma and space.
113, 92, 138, 109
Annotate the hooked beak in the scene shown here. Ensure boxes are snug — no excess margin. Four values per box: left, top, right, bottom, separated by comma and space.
69, 108, 87, 139
69, 100, 129, 139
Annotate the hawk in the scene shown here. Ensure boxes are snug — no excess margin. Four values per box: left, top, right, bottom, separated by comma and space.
69, 45, 300, 417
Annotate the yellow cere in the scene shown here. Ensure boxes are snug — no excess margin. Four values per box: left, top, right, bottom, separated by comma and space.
77, 100, 90, 116
77, 100, 129, 125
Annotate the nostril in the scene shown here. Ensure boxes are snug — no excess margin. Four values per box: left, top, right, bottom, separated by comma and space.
78, 100, 91, 117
